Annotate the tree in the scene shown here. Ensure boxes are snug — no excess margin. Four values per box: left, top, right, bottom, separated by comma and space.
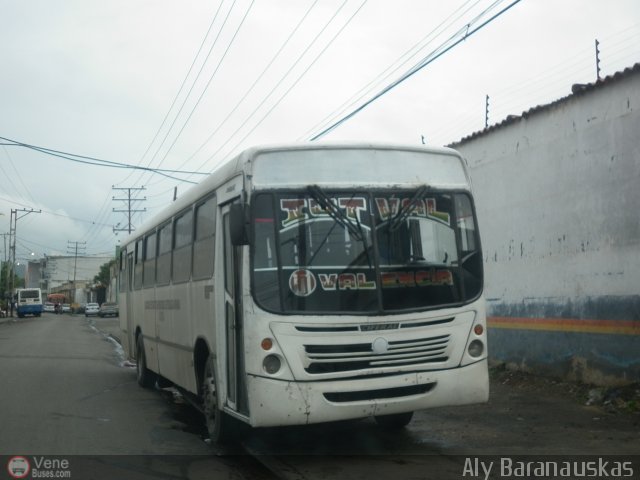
1, 261, 24, 307
94, 259, 117, 287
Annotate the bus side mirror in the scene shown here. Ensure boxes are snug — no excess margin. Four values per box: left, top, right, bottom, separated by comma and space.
229, 203, 249, 246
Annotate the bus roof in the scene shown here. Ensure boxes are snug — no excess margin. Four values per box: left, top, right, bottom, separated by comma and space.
122, 142, 471, 246
248, 142, 470, 189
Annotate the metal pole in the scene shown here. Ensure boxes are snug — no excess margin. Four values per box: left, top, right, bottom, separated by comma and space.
595, 39, 601, 81
485, 95, 490, 128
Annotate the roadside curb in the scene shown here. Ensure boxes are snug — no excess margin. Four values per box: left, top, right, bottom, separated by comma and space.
85, 316, 123, 346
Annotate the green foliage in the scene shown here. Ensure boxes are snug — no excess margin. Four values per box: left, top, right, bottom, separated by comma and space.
94, 259, 117, 287
1, 261, 24, 297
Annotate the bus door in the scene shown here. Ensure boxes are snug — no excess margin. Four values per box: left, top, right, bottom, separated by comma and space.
217, 184, 248, 416
126, 251, 135, 358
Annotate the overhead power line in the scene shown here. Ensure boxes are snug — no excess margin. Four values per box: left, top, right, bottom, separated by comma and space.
112, 187, 147, 235
0, 193, 114, 231
196, 0, 367, 173
120, 0, 228, 187
132, 0, 240, 188
297, 0, 483, 142
169, 0, 321, 177
140, 0, 257, 188
308, 0, 522, 141
0, 136, 206, 183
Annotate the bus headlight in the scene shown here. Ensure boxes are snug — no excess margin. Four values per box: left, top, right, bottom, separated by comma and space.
263, 355, 282, 374
468, 340, 484, 358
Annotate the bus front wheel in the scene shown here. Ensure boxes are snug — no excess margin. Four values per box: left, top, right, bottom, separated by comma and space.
136, 335, 156, 389
202, 355, 231, 444
374, 411, 414, 429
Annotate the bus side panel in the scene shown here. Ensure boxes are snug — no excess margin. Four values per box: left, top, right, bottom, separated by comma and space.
119, 295, 132, 361
156, 281, 198, 394
139, 287, 159, 373
189, 277, 217, 394
155, 283, 173, 382
174, 280, 198, 394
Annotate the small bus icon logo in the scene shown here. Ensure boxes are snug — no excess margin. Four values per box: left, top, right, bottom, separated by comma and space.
289, 269, 317, 297
7, 456, 30, 479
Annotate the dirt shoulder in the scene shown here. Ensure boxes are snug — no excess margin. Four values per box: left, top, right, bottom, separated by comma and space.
412, 365, 640, 455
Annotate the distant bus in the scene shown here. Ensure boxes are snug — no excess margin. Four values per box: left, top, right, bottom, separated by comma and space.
118, 143, 488, 442
17, 288, 43, 318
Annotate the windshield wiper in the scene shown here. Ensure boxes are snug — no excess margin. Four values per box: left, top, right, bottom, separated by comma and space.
307, 185, 364, 241
307, 185, 372, 269
389, 185, 429, 232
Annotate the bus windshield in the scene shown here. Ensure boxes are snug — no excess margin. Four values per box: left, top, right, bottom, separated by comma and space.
19, 289, 41, 299
252, 188, 483, 314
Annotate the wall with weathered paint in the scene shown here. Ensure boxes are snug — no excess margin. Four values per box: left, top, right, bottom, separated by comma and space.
453, 67, 640, 385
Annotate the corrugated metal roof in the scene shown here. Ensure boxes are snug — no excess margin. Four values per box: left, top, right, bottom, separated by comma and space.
449, 62, 640, 147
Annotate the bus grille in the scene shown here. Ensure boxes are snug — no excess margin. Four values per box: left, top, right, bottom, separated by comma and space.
324, 383, 435, 403
303, 334, 450, 374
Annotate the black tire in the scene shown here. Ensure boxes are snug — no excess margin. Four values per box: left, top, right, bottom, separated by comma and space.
136, 335, 156, 388
374, 411, 414, 429
202, 354, 231, 444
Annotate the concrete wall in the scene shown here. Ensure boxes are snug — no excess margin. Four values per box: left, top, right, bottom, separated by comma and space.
40, 256, 112, 292
453, 66, 640, 385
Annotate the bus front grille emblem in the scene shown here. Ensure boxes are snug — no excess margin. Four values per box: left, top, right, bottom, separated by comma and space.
372, 337, 389, 355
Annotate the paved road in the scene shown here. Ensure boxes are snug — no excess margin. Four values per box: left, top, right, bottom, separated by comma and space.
0, 313, 212, 456
1, 313, 638, 480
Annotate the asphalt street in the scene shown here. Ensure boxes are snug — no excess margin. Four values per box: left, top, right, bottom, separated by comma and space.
1, 312, 638, 480
0, 313, 210, 455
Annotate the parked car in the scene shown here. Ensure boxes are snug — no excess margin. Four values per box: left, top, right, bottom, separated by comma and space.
85, 303, 100, 317
98, 302, 119, 317
62, 303, 72, 314
43, 302, 55, 313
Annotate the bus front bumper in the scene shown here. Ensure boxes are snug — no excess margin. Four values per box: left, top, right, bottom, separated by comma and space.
244, 359, 488, 427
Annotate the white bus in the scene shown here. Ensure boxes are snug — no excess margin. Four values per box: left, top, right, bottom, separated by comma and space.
118, 143, 488, 442
16, 288, 43, 318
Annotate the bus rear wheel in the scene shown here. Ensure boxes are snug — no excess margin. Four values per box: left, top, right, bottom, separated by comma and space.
202, 355, 231, 444
374, 411, 414, 429
136, 335, 156, 389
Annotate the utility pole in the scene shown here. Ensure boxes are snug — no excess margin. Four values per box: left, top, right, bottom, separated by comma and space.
67, 241, 86, 304
8, 208, 41, 315
485, 94, 490, 129
112, 186, 146, 235
1, 232, 9, 308
595, 39, 602, 81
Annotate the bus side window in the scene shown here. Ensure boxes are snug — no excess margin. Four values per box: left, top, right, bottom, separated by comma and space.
156, 222, 172, 285
134, 239, 143, 290
173, 209, 194, 283
193, 196, 216, 280
143, 232, 157, 288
